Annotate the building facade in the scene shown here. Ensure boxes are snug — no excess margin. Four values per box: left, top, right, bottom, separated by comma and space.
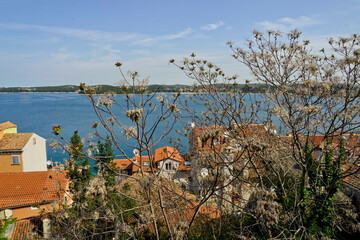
0, 121, 47, 173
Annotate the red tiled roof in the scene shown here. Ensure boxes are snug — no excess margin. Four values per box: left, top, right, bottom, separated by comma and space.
145, 202, 220, 235
113, 156, 155, 173
0, 171, 68, 209
132, 155, 154, 172
179, 163, 191, 171
113, 146, 190, 173
113, 159, 133, 170
190, 124, 271, 152
11, 218, 43, 240
0, 133, 33, 151
344, 173, 360, 190
0, 121, 16, 131
282, 134, 360, 154
154, 146, 184, 162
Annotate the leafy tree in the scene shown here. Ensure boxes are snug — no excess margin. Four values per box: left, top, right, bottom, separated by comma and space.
66, 130, 92, 204
95, 135, 116, 186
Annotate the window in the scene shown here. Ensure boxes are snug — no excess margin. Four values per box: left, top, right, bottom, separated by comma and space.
165, 162, 172, 170
143, 161, 150, 166
33, 138, 36, 145
11, 155, 20, 165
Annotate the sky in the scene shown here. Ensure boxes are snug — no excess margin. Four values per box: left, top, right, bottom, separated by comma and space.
0, 0, 360, 87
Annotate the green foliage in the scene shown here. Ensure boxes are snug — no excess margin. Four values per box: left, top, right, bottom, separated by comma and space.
95, 136, 116, 186
67, 130, 92, 203
302, 138, 344, 238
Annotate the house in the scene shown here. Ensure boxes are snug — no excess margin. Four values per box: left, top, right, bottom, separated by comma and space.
0, 121, 47, 173
113, 146, 191, 182
282, 133, 360, 160
187, 123, 277, 211
0, 171, 69, 220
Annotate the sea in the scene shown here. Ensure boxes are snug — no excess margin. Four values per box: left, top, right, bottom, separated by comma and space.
0, 93, 192, 163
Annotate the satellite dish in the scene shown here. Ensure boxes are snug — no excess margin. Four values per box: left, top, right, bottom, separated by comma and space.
133, 149, 139, 156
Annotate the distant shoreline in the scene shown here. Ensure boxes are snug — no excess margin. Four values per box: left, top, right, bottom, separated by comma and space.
0, 83, 267, 94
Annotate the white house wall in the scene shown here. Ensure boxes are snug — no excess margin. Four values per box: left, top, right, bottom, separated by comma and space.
158, 159, 179, 179
22, 133, 47, 172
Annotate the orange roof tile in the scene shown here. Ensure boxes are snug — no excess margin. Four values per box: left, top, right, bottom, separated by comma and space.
0, 133, 33, 151
0, 171, 68, 209
154, 146, 184, 162
0, 121, 16, 131
113, 159, 133, 170
282, 134, 360, 154
344, 173, 360, 190
113, 146, 187, 174
11, 218, 43, 240
132, 155, 154, 172
145, 202, 220, 234
113, 156, 155, 173
179, 163, 191, 171
190, 124, 271, 152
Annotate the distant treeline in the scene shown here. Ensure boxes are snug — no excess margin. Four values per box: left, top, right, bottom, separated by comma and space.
1, 83, 355, 95
0, 84, 269, 94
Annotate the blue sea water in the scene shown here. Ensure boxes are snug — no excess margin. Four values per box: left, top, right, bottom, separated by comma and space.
0, 93, 189, 163
0, 92, 279, 164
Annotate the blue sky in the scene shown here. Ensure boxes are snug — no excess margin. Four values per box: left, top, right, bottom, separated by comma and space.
0, 0, 359, 87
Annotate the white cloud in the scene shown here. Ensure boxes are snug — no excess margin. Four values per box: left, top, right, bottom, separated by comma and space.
257, 16, 321, 32
0, 22, 196, 46
135, 28, 194, 45
0, 22, 143, 42
201, 21, 224, 31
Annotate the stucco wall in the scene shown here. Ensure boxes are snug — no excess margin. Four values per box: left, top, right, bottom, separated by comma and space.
22, 134, 47, 172
11, 203, 54, 220
158, 159, 179, 178
4, 127, 17, 134
0, 154, 23, 173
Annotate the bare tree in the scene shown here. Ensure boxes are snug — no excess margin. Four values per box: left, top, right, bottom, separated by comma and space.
171, 30, 360, 239
50, 30, 360, 239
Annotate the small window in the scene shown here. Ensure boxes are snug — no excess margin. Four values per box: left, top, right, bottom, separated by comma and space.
11, 155, 20, 165
143, 162, 150, 166
33, 138, 36, 145
165, 162, 172, 170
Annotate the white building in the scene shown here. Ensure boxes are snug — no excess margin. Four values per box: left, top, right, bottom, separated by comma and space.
0, 121, 47, 173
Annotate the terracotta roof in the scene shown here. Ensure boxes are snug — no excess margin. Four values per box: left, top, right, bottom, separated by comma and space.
113, 146, 190, 173
11, 218, 43, 240
165, 202, 220, 224
281, 134, 360, 154
145, 202, 220, 235
154, 146, 184, 162
0, 133, 33, 151
132, 155, 154, 172
113, 159, 133, 171
343, 170, 360, 190
0, 171, 68, 209
190, 124, 271, 152
0, 121, 16, 131
179, 163, 191, 171
113, 156, 155, 173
